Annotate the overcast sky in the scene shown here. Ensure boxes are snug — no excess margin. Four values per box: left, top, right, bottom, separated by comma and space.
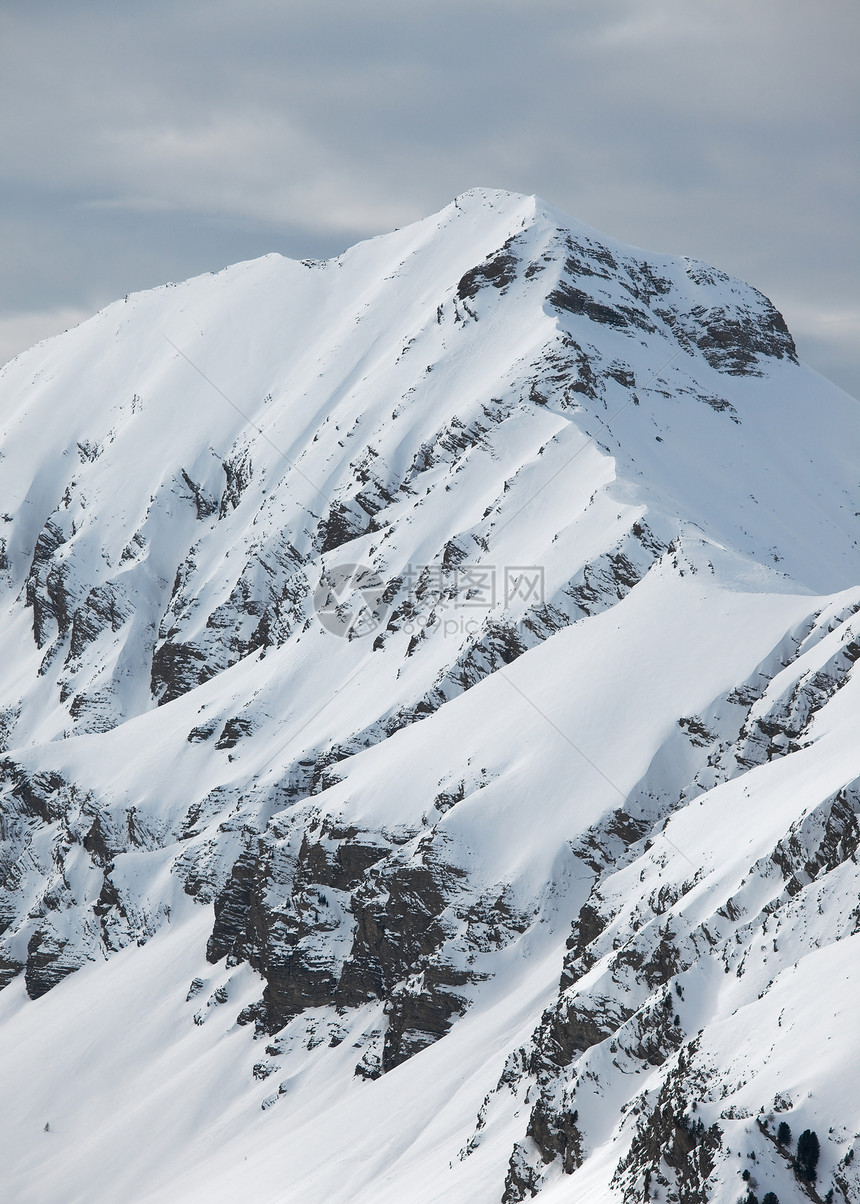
1, 0, 857, 396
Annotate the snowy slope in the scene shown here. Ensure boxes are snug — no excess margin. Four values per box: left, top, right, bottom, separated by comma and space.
0, 189, 858, 1204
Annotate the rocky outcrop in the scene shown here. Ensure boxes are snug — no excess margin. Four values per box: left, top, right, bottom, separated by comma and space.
457, 240, 520, 300
613, 1044, 722, 1204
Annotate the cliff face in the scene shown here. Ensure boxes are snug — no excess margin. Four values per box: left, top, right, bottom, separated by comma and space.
0, 189, 859, 1204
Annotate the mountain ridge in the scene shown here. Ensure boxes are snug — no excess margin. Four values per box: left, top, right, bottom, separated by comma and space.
0, 190, 858, 1203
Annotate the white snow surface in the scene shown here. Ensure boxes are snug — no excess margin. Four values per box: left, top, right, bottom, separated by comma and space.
0, 188, 858, 1203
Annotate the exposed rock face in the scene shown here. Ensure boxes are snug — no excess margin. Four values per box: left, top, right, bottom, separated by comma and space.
198, 811, 525, 1068
612, 1044, 723, 1204
456, 605, 860, 1201
24, 929, 88, 999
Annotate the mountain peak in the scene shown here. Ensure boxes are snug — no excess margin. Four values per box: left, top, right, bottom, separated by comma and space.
0, 193, 858, 1204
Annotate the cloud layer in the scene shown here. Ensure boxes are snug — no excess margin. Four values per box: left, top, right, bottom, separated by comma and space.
1, 0, 857, 394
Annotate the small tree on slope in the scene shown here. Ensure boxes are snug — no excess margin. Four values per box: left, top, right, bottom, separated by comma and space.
796, 1129, 820, 1183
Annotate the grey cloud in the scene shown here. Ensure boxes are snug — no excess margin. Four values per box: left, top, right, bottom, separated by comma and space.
0, 0, 857, 394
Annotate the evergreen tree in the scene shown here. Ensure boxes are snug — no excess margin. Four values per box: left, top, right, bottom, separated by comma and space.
776, 1120, 791, 1145
761, 1193, 779, 1204
796, 1129, 820, 1182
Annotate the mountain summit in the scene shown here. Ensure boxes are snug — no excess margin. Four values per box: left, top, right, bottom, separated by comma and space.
0, 191, 859, 1203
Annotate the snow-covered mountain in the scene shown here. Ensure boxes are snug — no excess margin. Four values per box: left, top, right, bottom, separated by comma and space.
1, 188, 859, 1204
